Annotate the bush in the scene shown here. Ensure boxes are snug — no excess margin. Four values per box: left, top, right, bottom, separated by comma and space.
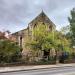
0, 40, 22, 63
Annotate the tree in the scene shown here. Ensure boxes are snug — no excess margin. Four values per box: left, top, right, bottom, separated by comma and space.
26, 23, 55, 60
0, 39, 22, 63
68, 8, 75, 46
60, 26, 70, 35
26, 22, 71, 62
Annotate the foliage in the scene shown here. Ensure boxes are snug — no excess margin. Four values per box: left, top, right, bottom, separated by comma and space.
60, 26, 70, 35
68, 8, 75, 46
26, 23, 55, 52
0, 39, 22, 63
26, 22, 71, 54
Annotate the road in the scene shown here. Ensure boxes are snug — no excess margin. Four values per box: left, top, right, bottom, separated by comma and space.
0, 66, 75, 75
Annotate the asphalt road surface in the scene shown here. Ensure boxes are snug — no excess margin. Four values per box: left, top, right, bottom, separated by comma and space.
0, 66, 75, 75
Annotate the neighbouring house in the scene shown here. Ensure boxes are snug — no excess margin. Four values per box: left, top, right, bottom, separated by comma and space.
0, 31, 11, 40
0, 31, 16, 42
12, 11, 56, 61
0, 31, 6, 39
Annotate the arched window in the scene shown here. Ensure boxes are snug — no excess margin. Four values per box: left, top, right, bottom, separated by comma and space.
42, 22, 45, 25
19, 35, 22, 48
34, 24, 36, 28
49, 25, 52, 29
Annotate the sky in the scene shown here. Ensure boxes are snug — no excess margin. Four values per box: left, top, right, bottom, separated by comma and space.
0, 0, 75, 33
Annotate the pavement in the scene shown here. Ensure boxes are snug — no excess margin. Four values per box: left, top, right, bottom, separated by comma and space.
0, 63, 75, 73
0, 65, 75, 75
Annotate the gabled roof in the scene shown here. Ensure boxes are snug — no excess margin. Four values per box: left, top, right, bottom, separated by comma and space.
12, 28, 28, 35
12, 11, 56, 35
29, 11, 56, 27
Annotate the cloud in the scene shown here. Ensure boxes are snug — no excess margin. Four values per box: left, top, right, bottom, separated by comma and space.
0, 0, 75, 32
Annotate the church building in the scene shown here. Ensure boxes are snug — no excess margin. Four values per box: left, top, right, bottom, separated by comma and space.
12, 11, 56, 61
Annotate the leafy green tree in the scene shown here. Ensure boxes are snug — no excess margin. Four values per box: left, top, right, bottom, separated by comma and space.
0, 39, 22, 63
25, 23, 56, 61
26, 23, 54, 52
68, 8, 75, 46
26, 22, 71, 62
